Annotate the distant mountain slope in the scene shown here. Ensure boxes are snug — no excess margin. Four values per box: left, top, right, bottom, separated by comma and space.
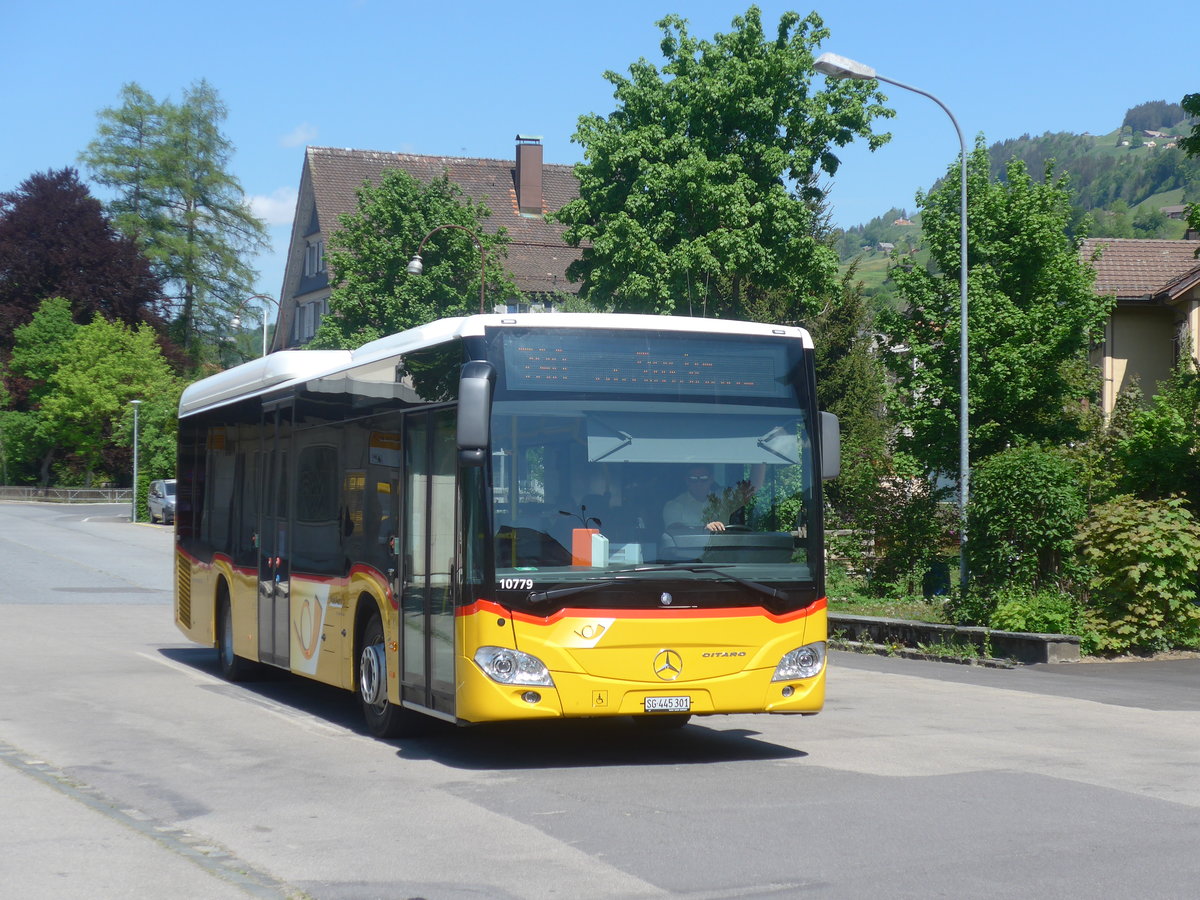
838, 102, 1199, 275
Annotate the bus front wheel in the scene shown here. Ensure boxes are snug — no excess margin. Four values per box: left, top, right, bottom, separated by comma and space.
358, 613, 421, 739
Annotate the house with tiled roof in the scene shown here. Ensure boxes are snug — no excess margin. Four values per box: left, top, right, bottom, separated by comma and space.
274, 137, 582, 350
1080, 237, 1200, 415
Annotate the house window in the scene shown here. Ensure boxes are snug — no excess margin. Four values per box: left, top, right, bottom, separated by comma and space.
291, 299, 327, 345
304, 240, 325, 277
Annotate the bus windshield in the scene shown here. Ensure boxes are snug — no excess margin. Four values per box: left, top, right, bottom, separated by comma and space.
486, 327, 820, 612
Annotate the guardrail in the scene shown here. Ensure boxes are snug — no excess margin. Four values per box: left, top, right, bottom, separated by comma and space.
0, 486, 132, 503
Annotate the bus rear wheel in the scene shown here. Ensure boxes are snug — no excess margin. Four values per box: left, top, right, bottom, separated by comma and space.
217, 590, 258, 682
358, 613, 422, 738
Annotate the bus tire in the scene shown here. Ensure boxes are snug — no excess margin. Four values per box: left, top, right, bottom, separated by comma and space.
633, 714, 692, 730
216, 588, 259, 682
358, 612, 421, 738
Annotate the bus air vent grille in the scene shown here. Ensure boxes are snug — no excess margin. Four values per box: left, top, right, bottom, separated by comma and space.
176, 552, 192, 629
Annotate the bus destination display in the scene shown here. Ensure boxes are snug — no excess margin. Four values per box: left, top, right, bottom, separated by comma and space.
501, 331, 792, 399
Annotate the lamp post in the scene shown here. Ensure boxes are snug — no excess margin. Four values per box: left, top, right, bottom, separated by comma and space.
231, 294, 280, 357
814, 52, 970, 589
406, 224, 487, 314
129, 399, 141, 523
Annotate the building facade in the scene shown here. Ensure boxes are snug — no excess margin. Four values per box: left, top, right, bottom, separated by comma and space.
1081, 237, 1200, 415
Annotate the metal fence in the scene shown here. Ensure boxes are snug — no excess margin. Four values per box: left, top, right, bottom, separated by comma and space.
0, 486, 132, 503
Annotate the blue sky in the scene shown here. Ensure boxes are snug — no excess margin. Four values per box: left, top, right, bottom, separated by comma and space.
5, 0, 1195, 306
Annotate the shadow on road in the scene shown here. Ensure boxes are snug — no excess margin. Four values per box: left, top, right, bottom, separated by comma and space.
159, 647, 807, 768
394, 718, 807, 770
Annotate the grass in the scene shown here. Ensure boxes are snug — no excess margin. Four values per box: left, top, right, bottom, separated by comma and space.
827, 595, 950, 623
825, 564, 951, 623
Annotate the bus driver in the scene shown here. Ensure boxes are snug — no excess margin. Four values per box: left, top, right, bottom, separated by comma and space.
662, 465, 757, 533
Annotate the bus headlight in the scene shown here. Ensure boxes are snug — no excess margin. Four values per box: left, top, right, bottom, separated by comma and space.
771, 642, 826, 681
474, 646, 555, 686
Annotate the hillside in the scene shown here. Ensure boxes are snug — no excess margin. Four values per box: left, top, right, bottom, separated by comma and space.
837, 100, 1199, 303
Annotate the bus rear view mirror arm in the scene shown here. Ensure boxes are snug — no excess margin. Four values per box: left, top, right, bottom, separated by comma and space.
458, 360, 496, 467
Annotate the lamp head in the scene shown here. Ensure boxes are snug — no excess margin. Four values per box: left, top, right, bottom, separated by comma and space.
231, 314, 242, 329
813, 52, 876, 81
405, 254, 424, 276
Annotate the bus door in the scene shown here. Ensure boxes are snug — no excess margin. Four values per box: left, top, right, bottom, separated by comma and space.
399, 408, 458, 717
258, 401, 293, 668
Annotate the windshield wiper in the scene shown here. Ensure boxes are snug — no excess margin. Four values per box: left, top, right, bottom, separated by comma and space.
527, 580, 620, 606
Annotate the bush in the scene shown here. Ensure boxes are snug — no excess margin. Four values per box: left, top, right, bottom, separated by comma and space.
967, 446, 1087, 590
1112, 364, 1200, 502
989, 585, 1100, 655
1077, 495, 1200, 654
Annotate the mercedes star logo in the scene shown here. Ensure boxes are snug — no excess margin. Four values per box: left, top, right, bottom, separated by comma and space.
653, 649, 683, 681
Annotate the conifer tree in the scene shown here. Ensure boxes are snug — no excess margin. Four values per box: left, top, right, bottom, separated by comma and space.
80, 80, 268, 356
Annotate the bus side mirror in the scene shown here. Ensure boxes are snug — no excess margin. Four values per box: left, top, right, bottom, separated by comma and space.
457, 360, 496, 467
819, 411, 841, 481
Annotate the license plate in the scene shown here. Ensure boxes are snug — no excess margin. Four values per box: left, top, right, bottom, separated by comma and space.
644, 696, 690, 713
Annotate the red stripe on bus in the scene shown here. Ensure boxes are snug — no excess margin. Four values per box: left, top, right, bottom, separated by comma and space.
458, 596, 826, 625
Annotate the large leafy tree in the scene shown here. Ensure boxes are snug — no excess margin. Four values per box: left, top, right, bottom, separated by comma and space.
80, 80, 268, 356
556, 6, 892, 319
882, 141, 1113, 475
311, 169, 517, 349
0, 169, 164, 353
38, 315, 183, 485
1, 297, 81, 484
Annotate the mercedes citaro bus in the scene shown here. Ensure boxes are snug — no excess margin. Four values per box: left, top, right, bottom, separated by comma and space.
173, 313, 839, 736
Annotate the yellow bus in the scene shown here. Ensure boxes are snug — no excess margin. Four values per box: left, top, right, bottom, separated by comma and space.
174, 313, 840, 736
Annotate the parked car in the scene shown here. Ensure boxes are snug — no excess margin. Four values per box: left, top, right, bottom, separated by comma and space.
148, 479, 176, 524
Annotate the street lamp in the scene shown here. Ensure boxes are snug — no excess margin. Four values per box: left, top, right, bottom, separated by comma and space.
814, 52, 970, 588
129, 399, 141, 523
231, 294, 280, 357
406, 224, 487, 314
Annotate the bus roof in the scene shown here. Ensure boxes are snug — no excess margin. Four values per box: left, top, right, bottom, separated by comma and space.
179, 313, 815, 417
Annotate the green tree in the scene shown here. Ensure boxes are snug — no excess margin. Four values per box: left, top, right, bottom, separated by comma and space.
77, 84, 169, 244
2, 298, 82, 484
80, 80, 268, 356
311, 170, 517, 349
882, 142, 1113, 475
556, 6, 893, 319
39, 316, 183, 485
803, 265, 889, 527
1181, 92, 1200, 242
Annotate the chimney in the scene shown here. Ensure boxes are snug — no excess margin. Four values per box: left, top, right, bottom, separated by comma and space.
515, 134, 543, 216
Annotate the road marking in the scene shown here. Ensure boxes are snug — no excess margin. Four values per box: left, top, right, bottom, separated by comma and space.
0, 739, 309, 900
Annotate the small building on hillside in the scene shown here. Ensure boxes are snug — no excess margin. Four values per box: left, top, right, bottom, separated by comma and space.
274, 136, 582, 350
1080, 237, 1200, 415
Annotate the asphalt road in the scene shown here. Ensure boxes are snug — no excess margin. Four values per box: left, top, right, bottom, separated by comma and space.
2, 500, 1200, 899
